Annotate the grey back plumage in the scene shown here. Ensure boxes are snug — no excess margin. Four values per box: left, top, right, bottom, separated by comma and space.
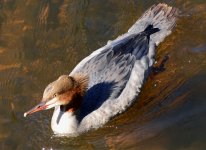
75, 28, 156, 119
68, 3, 178, 132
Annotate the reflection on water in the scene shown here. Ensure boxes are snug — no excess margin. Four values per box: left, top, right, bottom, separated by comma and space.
0, 0, 206, 149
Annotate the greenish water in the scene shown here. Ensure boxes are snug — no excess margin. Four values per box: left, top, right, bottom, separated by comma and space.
0, 0, 206, 149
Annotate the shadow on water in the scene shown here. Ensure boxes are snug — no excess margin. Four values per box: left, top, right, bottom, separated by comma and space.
0, 0, 206, 149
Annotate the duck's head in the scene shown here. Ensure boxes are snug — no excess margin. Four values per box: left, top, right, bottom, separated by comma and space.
24, 74, 88, 117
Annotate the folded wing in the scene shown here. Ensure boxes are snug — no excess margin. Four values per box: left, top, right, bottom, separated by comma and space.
68, 3, 178, 132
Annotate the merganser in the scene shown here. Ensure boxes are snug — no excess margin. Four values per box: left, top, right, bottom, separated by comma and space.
24, 3, 178, 136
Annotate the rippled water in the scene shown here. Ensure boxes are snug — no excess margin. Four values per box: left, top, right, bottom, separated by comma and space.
0, 0, 206, 149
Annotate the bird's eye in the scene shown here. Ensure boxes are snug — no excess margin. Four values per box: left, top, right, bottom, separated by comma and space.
53, 93, 57, 97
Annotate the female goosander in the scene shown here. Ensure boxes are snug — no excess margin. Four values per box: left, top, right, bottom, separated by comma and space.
24, 3, 177, 135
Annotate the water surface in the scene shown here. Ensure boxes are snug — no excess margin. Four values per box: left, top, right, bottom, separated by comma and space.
0, 0, 206, 149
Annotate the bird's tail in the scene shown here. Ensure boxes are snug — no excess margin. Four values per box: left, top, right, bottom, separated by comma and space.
142, 24, 160, 37
128, 3, 178, 45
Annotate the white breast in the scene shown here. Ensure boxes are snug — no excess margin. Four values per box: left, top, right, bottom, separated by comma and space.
51, 107, 79, 135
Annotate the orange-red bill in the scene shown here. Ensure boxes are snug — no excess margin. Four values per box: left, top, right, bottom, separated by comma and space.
24, 101, 47, 117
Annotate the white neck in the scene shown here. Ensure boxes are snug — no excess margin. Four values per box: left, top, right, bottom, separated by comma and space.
51, 106, 79, 135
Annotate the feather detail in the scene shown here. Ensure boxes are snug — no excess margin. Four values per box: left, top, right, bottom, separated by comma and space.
72, 73, 89, 96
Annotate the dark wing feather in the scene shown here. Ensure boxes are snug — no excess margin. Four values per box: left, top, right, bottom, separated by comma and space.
75, 32, 151, 119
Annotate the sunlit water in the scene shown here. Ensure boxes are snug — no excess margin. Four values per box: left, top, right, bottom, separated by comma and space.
0, 0, 206, 149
